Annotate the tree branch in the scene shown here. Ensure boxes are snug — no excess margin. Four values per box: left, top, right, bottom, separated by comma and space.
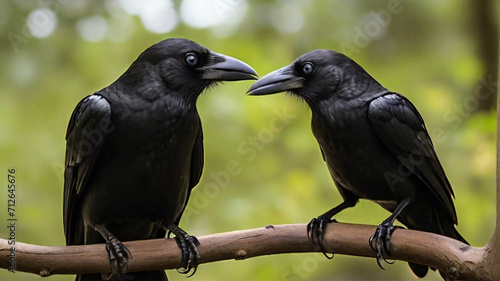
0, 223, 484, 279
477, 49, 500, 279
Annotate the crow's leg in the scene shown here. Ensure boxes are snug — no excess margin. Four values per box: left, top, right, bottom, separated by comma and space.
369, 197, 410, 269
307, 199, 357, 259
160, 223, 200, 277
94, 224, 132, 281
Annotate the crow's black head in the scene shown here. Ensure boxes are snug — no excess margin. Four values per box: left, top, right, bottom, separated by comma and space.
247, 50, 382, 106
120, 38, 258, 102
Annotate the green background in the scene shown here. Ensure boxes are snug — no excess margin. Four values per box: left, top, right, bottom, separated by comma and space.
0, 0, 498, 280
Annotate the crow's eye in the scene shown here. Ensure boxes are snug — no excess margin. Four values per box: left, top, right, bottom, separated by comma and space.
185, 53, 198, 66
302, 62, 314, 75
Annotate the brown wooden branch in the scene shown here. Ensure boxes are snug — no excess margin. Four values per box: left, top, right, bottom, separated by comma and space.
480, 58, 500, 278
0, 223, 487, 280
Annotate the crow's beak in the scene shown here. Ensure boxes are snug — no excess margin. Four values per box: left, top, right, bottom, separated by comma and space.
247, 65, 304, 95
200, 52, 258, 81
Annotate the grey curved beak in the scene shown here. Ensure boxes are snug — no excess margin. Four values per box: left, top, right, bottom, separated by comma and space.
247, 65, 304, 95
200, 53, 258, 81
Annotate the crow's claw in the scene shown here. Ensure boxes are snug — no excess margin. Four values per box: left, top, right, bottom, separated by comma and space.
163, 224, 200, 277
369, 222, 403, 269
174, 234, 200, 276
307, 217, 336, 259
102, 237, 132, 281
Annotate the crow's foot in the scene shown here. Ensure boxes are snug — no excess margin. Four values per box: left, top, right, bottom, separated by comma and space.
369, 221, 403, 269
167, 224, 201, 277
102, 236, 132, 281
307, 216, 336, 259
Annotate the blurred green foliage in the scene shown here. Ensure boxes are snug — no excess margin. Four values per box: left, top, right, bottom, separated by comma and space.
0, 0, 498, 280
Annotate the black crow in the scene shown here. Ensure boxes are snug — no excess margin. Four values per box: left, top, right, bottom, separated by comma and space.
64, 38, 258, 281
247, 49, 467, 278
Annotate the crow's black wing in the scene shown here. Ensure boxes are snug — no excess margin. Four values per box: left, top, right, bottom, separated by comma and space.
63, 95, 112, 245
367, 93, 457, 224
189, 116, 204, 191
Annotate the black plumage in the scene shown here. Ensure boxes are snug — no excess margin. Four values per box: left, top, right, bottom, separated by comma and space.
247, 49, 467, 278
64, 38, 257, 281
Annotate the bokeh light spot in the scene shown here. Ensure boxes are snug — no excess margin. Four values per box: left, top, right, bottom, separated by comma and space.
27, 8, 58, 38
76, 15, 108, 42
